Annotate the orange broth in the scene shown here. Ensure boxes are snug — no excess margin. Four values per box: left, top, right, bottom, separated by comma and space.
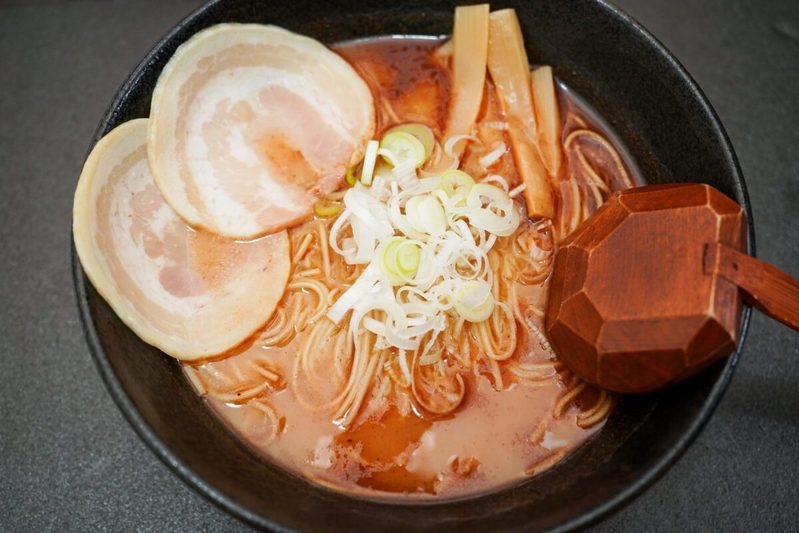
183, 36, 634, 500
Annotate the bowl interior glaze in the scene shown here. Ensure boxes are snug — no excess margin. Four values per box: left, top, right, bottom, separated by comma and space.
73, 0, 752, 530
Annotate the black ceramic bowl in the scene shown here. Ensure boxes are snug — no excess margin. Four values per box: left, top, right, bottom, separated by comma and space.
73, 0, 754, 530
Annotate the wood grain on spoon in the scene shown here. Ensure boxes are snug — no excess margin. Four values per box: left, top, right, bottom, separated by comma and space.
705, 242, 799, 331
547, 183, 799, 394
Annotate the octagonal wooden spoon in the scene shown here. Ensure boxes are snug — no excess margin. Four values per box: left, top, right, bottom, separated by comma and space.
545, 183, 799, 393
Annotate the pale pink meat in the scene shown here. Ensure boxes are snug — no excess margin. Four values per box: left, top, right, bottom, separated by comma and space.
73, 119, 291, 360
148, 24, 375, 239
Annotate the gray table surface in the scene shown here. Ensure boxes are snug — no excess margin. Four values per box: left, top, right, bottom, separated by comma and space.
1, 0, 797, 531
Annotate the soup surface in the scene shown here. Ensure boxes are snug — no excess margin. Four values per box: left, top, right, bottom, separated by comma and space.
183, 35, 637, 499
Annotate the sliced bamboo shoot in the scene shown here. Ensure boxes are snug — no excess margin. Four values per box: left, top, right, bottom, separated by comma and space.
531, 66, 563, 180
432, 39, 453, 66
487, 9, 554, 218
434, 4, 489, 171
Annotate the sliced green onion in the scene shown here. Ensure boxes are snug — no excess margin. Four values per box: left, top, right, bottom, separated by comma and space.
454, 280, 495, 322
377, 237, 422, 286
345, 165, 358, 187
463, 183, 519, 236
417, 195, 446, 236
361, 139, 380, 185
463, 295, 494, 322
440, 169, 475, 198
385, 123, 435, 161
396, 241, 421, 274
314, 198, 343, 218
325, 156, 521, 358
467, 182, 510, 207
379, 130, 426, 168
379, 238, 405, 285
404, 195, 427, 233
374, 160, 395, 182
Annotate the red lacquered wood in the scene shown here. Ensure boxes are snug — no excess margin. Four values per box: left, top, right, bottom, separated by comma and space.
545, 183, 747, 393
705, 242, 799, 331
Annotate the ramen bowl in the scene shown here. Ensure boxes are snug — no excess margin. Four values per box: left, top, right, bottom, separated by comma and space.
73, 0, 752, 530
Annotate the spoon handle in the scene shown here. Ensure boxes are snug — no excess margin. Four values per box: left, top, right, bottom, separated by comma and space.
705, 242, 799, 331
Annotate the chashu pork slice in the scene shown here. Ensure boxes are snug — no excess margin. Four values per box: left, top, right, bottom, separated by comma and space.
148, 23, 375, 239
73, 119, 290, 360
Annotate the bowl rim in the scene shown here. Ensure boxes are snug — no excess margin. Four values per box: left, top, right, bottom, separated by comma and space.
72, 0, 755, 530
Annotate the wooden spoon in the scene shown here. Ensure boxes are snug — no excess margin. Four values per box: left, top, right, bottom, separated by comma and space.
545, 183, 799, 393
